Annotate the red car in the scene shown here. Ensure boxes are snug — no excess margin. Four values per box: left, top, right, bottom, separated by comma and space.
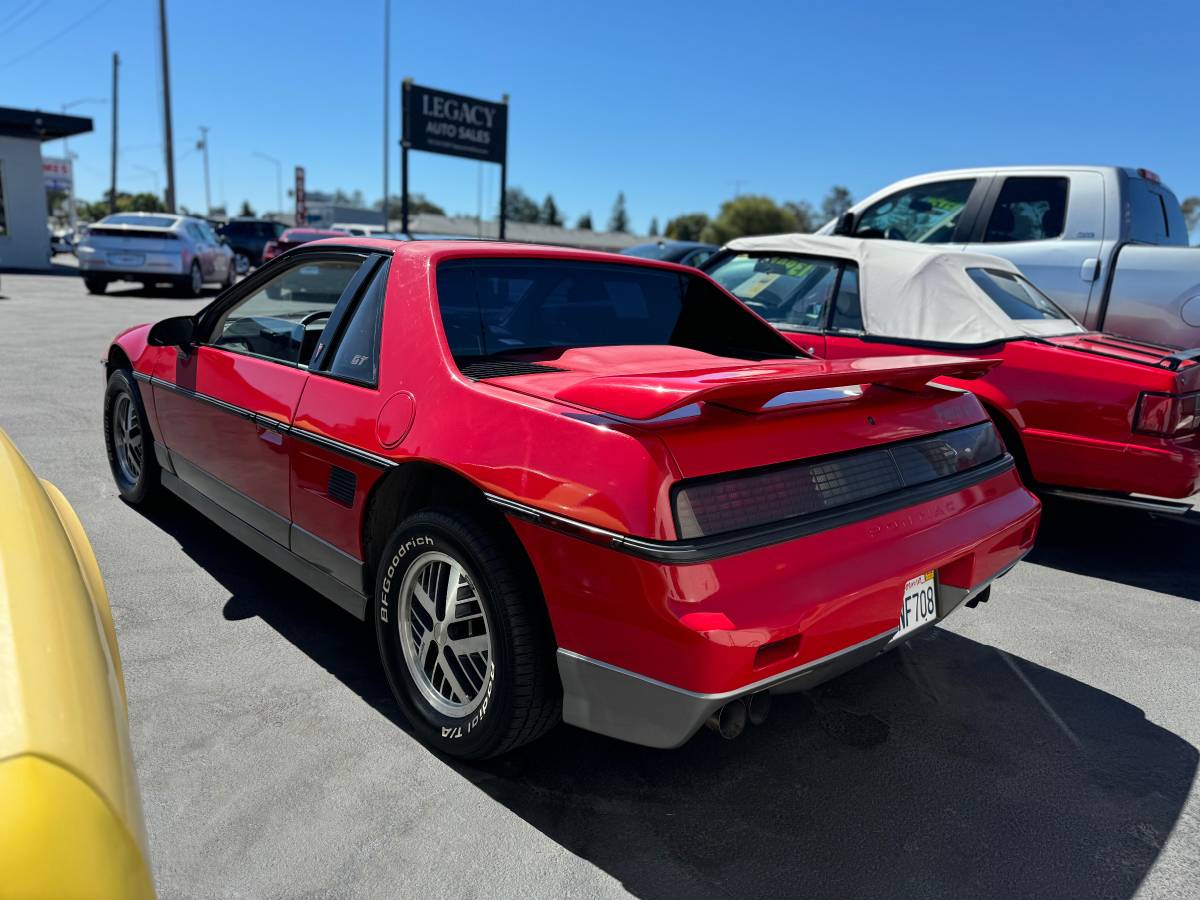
261, 227, 349, 263
102, 239, 1039, 758
706, 235, 1200, 511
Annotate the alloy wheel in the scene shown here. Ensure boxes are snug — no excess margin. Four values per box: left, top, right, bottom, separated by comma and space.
112, 393, 143, 484
398, 551, 493, 718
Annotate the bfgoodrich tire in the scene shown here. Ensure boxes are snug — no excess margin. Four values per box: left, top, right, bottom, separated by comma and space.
103, 369, 160, 505
374, 509, 560, 759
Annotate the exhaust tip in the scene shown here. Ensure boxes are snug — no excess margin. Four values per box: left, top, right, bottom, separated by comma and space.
747, 690, 772, 726
706, 698, 747, 740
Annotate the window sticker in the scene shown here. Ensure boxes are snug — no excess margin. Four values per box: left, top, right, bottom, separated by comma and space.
734, 271, 781, 298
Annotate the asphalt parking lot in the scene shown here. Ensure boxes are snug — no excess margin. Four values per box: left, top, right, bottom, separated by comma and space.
2, 271, 1199, 899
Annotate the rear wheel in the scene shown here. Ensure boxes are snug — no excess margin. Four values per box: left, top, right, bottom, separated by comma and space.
104, 370, 160, 505
84, 275, 108, 295
176, 261, 203, 297
374, 508, 560, 759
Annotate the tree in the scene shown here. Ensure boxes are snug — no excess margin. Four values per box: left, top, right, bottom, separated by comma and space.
665, 213, 710, 241
382, 193, 445, 219
608, 192, 630, 233
700, 195, 797, 244
648, 217, 659, 236
820, 185, 854, 221
540, 194, 563, 227
238, 200, 255, 217
783, 200, 817, 233
576, 212, 593, 230
502, 187, 541, 223
1182, 197, 1200, 240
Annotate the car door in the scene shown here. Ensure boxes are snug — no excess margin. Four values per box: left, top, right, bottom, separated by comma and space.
152, 251, 371, 542
851, 177, 989, 248
287, 256, 393, 591
184, 223, 213, 280
963, 172, 1104, 325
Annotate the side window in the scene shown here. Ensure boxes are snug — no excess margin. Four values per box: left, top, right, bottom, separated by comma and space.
829, 265, 863, 332
185, 223, 205, 242
854, 179, 975, 244
326, 262, 388, 385
983, 177, 1068, 242
707, 254, 839, 331
209, 257, 362, 365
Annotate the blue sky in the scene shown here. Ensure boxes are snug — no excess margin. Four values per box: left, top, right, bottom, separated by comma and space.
4, 0, 1198, 232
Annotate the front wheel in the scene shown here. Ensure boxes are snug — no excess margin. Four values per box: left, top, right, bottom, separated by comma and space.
374, 509, 560, 759
104, 370, 160, 504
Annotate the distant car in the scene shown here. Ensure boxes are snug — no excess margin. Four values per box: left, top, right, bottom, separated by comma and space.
261, 227, 349, 262
0, 428, 153, 897
217, 218, 286, 273
77, 212, 235, 297
49, 226, 76, 255
704, 234, 1200, 511
103, 238, 1038, 758
621, 239, 719, 268
821, 166, 1200, 348
331, 222, 387, 236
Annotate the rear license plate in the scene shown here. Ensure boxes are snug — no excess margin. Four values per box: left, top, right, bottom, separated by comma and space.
895, 571, 937, 640
110, 252, 145, 267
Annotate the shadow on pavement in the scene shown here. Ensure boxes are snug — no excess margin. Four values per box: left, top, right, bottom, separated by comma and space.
138, 497, 1197, 899
1029, 497, 1200, 602
103, 283, 224, 300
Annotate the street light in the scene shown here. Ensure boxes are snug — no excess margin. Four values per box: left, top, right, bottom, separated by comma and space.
61, 97, 107, 233
253, 151, 282, 217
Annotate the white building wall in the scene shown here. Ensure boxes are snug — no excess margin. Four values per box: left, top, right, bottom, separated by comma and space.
0, 135, 51, 270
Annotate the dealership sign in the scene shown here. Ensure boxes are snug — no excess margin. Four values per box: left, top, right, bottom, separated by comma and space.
403, 83, 507, 164
42, 156, 73, 192
294, 166, 306, 225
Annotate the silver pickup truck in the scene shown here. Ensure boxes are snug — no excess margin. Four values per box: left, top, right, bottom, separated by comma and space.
821, 166, 1200, 348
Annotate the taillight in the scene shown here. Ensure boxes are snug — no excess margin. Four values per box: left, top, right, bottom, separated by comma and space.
263, 241, 278, 259
672, 422, 1004, 539
1134, 391, 1200, 437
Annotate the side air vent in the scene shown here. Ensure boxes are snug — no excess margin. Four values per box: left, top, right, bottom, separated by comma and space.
328, 465, 357, 507
459, 360, 565, 380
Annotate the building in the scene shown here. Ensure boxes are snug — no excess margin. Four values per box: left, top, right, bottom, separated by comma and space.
0, 106, 93, 270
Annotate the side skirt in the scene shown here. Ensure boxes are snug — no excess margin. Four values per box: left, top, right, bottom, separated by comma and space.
160, 468, 369, 620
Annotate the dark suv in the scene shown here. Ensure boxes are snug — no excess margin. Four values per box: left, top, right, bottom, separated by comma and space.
217, 219, 286, 273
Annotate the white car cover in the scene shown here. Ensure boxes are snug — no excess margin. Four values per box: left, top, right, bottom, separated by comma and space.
722, 234, 1084, 344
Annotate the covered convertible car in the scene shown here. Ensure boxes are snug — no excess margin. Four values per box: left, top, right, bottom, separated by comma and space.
706, 235, 1200, 512
0, 429, 153, 897
103, 239, 1039, 758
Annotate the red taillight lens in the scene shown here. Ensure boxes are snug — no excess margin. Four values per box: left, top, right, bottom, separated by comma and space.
672, 422, 1004, 540
1134, 391, 1200, 437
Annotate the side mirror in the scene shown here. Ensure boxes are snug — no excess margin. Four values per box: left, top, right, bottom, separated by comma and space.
833, 211, 856, 236
147, 315, 195, 347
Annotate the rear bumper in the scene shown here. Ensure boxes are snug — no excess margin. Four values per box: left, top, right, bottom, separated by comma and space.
1023, 427, 1200, 499
78, 257, 187, 278
509, 464, 1040, 748
557, 567, 1008, 749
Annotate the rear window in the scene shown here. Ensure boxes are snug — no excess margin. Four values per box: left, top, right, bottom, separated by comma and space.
966, 268, 1074, 321
101, 214, 177, 228
435, 258, 796, 364
1128, 181, 1187, 245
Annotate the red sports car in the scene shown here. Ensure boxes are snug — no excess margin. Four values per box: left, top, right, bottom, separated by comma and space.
103, 238, 1039, 758
706, 235, 1200, 512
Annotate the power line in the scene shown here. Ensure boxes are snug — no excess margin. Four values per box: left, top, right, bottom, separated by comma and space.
0, 0, 50, 36
0, 0, 115, 71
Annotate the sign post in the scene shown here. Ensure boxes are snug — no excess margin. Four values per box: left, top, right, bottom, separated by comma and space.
401, 80, 508, 237
294, 166, 306, 227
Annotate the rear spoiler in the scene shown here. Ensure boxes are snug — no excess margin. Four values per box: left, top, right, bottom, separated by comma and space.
555, 355, 1000, 421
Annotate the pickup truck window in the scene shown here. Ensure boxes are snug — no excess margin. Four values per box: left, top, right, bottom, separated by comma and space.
1128, 182, 1182, 244
983, 177, 1068, 242
853, 179, 975, 243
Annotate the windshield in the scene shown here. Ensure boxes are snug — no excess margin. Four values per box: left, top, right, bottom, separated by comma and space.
966, 268, 1077, 322
434, 258, 797, 364
705, 253, 841, 330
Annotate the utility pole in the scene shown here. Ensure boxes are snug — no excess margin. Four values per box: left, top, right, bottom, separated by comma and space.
109, 54, 119, 214
198, 126, 211, 214
382, 0, 390, 229
254, 152, 282, 215
158, 0, 177, 213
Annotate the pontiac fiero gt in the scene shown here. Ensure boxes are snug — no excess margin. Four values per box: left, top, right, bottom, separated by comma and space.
104, 239, 1039, 757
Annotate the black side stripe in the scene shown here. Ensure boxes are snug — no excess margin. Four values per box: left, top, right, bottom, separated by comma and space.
139, 373, 397, 469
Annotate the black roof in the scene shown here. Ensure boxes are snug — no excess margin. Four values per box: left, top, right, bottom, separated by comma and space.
0, 106, 93, 141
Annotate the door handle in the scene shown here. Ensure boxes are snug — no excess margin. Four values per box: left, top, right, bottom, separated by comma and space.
1080, 258, 1100, 283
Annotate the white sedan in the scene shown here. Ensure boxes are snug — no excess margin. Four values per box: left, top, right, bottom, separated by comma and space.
77, 212, 235, 297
